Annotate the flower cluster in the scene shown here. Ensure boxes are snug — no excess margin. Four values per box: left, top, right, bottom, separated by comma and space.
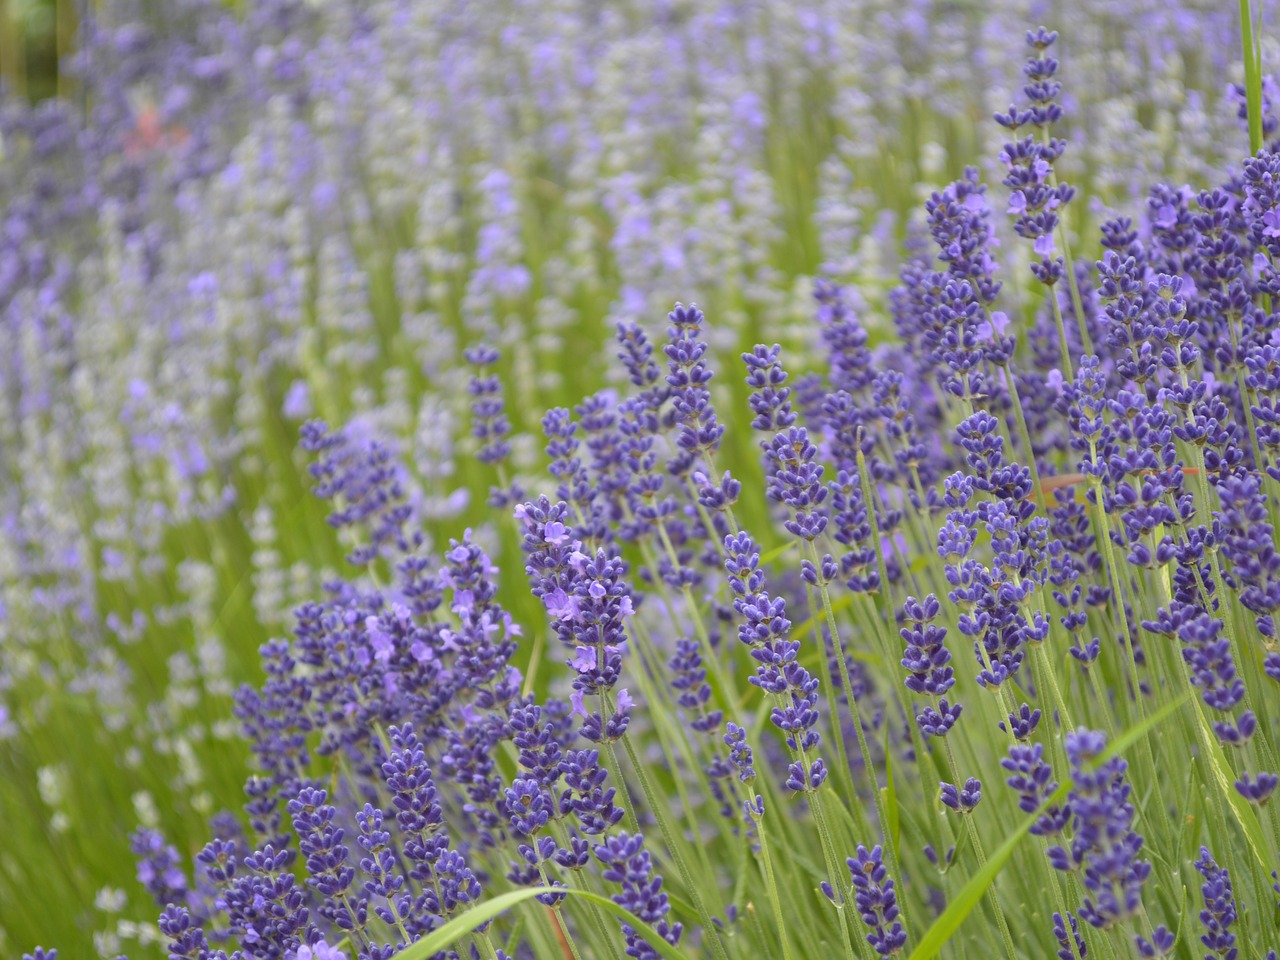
7, 8, 1280, 960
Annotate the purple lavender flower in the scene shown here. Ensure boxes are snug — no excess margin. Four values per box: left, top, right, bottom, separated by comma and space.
158, 904, 226, 960
920, 276, 988, 403
1217, 474, 1280, 636
543, 406, 595, 529
594, 833, 683, 960
1053, 729, 1151, 930
1135, 926, 1175, 958
289, 785, 366, 934
1265, 651, 1280, 686
823, 392, 880, 591
438, 532, 522, 710
210, 843, 310, 957
559, 748, 625, 838
669, 637, 724, 734
1147, 184, 1199, 276
355, 803, 413, 934
1095, 251, 1158, 389
846, 844, 907, 956
1233, 772, 1278, 805
724, 530, 827, 792
611, 322, 684, 545
1002, 703, 1043, 741
742, 344, 796, 435
617, 320, 670, 415
518, 496, 638, 740
502, 777, 566, 906
873, 370, 939, 510
897, 594, 952, 699
724, 722, 757, 784
664, 302, 724, 475
301, 419, 422, 566
940, 778, 982, 813
1062, 354, 1110, 475
1142, 601, 1250, 746
1194, 847, 1238, 960
1246, 344, 1280, 482
1002, 743, 1070, 838
432, 849, 484, 917
1244, 150, 1280, 293
1051, 912, 1087, 960
995, 28, 1075, 289
899, 594, 963, 738
131, 827, 190, 908
764, 427, 829, 540
379, 725, 449, 903
289, 942, 347, 960
723, 721, 764, 828
814, 280, 875, 396
465, 344, 521, 506
925, 168, 1002, 309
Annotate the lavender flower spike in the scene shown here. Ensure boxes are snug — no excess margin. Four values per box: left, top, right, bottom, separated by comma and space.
1194, 847, 1238, 960
664, 302, 725, 475
1056, 729, 1152, 931
724, 530, 827, 792
847, 844, 908, 956
899, 594, 963, 738
594, 833, 684, 960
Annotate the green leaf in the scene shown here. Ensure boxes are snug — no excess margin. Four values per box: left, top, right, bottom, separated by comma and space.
1107, 690, 1190, 758
1170, 882, 1189, 951
1189, 695, 1273, 876
905, 692, 1190, 960
760, 541, 797, 564
905, 795, 1058, 960
388, 887, 697, 960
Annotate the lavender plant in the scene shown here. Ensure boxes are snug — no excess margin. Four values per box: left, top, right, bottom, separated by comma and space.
3, 3, 1280, 960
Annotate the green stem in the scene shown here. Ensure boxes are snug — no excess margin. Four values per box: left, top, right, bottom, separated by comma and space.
855, 432, 894, 622
939, 736, 1017, 960
1031, 639, 1075, 733
537, 861, 585, 960
808, 544, 912, 940
804, 581, 857, 801
1005, 366, 1047, 512
627, 619, 739, 852
474, 931, 503, 960
807, 781, 865, 959
1084, 662, 1118, 742
652, 518, 743, 713
1241, 0, 1265, 154
1056, 221, 1093, 357
1088, 471, 1161, 786
0, 0, 26, 99
615, 732, 733, 960
1048, 288, 1075, 381
602, 739, 641, 835
960, 814, 1019, 960
753, 812, 798, 960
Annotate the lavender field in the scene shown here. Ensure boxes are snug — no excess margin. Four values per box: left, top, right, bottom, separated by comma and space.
2, 1, 1280, 958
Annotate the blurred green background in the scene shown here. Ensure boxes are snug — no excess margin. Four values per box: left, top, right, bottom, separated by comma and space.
1, 0, 77, 101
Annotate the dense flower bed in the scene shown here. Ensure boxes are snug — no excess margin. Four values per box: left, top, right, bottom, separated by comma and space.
2, 2, 1280, 959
